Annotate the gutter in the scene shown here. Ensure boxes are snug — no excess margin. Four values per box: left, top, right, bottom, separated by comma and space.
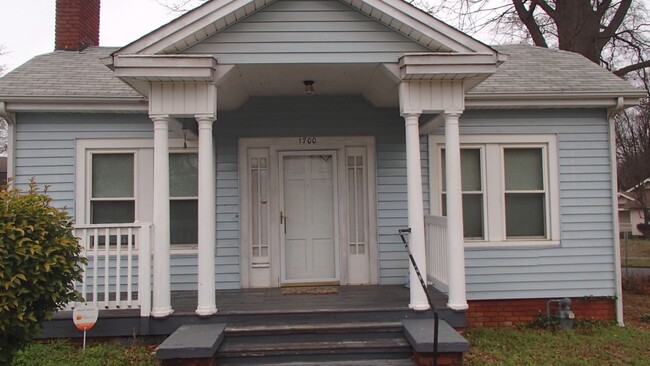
608, 96, 626, 326
0, 101, 15, 187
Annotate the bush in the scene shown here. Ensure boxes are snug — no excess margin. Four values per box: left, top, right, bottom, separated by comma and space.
0, 181, 86, 364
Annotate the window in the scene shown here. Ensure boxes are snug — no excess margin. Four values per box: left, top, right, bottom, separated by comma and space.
430, 135, 559, 246
90, 153, 135, 224
169, 153, 198, 246
441, 148, 485, 239
504, 148, 546, 238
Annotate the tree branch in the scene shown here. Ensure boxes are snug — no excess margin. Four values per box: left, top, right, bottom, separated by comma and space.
614, 60, 650, 77
600, 0, 632, 40
512, 0, 549, 47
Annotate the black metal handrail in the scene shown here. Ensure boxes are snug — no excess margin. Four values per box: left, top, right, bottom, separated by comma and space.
399, 228, 439, 366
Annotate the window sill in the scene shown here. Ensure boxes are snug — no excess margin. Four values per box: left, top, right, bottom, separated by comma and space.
171, 245, 199, 255
465, 240, 560, 249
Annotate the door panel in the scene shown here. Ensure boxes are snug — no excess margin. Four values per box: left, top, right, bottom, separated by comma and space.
281, 154, 337, 282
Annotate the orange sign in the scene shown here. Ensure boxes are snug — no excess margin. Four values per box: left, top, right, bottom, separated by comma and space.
72, 304, 98, 331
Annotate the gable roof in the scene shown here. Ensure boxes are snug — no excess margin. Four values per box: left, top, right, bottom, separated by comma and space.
0, 45, 644, 111
115, 0, 495, 56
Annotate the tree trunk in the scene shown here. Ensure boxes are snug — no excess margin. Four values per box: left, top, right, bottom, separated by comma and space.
553, 0, 603, 64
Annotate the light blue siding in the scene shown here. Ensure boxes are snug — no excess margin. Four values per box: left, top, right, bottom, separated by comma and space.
13, 113, 238, 291
447, 109, 616, 300
14, 105, 617, 300
181, 0, 429, 63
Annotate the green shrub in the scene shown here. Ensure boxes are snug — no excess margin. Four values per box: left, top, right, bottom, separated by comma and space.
0, 181, 86, 364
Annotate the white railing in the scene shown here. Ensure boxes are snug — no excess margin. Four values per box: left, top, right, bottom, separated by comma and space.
424, 215, 448, 290
70, 223, 152, 317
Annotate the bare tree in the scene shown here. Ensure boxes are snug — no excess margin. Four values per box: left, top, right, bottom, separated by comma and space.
421, 0, 650, 82
616, 98, 650, 235
155, 0, 207, 12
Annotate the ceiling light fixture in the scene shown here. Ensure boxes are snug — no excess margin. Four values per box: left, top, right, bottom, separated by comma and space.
303, 80, 314, 95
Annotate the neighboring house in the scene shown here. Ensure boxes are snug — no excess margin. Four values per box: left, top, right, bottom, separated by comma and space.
0, 0, 646, 349
619, 178, 650, 237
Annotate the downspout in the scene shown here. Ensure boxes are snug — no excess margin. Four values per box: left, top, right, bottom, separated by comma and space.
608, 96, 625, 326
0, 102, 15, 187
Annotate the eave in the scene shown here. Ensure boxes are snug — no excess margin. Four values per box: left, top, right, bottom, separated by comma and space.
0, 96, 148, 113
465, 91, 646, 109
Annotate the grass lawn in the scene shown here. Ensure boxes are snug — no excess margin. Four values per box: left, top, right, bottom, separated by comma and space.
11, 340, 157, 366
620, 239, 650, 267
465, 279, 650, 366
464, 324, 650, 365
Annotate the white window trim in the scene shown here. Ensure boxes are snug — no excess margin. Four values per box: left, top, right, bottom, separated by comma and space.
429, 134, 560, 248
87, 150, 138, 224
75, 138, 199, 254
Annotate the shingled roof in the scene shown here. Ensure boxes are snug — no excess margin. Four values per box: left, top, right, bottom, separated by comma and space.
472, 45, 642, 96
0, 47, 142, 99
0, 45, 643, 103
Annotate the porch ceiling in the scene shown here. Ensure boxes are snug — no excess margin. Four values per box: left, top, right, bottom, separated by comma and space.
216, 63, 399, 110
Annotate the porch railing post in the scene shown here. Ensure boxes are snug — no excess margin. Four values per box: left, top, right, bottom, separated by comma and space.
443, 112, 468, 310
138, 223, 152, 317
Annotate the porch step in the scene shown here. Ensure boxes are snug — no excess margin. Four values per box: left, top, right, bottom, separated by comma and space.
217, 320, 413, 365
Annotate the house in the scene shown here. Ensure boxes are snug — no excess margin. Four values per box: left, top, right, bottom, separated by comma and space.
618, 178, 650, 237
0, 0, 646, 363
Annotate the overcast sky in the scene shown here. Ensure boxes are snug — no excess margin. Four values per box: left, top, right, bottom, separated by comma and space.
0, 0, 180, 73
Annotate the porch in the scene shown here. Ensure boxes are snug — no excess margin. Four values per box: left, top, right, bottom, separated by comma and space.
43, 285, 465, 365
65, 216, 452, 319
42, 220, 465, 364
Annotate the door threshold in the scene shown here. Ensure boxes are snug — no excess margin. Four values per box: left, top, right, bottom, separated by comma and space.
281, 281, 340, 288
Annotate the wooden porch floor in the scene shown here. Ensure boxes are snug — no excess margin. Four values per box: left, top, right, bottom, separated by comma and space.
171, 285, 449, 315
43, 285, 461, 339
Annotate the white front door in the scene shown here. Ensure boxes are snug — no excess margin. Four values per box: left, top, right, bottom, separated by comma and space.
280, 152, 338, 284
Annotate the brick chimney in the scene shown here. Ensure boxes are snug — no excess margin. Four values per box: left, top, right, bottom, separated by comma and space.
55, 0, 101, 51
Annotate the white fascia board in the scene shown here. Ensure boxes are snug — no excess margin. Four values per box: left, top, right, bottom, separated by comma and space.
113, 55, 218, 81
351, 0, 495, 54
116, 0, 274, 55
466, 92, 645, 109
399, 53, 500, 84
1, 97, 148, 113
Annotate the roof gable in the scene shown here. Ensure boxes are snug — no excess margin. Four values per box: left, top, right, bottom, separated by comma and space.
179, 0, 431, 63
116, 0, 495, 57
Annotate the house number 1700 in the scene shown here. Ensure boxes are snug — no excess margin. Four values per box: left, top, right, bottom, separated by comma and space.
299, 137, 317, 144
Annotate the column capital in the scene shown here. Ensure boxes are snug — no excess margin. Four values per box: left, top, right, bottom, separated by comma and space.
401, 112, 421, 120
150, 114, 171, 123
195, 114, 216, 124
443, 110, 463, 119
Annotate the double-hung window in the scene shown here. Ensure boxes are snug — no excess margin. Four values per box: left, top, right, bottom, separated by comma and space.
430, 135, 559, 246
441, 148, 485, 239
169, 152, 198, 246
90, 153, 136, 224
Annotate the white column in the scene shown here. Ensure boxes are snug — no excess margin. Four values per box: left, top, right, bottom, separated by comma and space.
151, 115, 173, 318
444, 112, 468, 310
196, 115, 218, 316
404, 113, 429, 311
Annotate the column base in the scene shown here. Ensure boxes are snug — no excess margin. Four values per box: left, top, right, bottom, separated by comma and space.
151, 307, 174, 318
447, 301, 469, 311
409, 302, 431, 311
196, 306, 218, 317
